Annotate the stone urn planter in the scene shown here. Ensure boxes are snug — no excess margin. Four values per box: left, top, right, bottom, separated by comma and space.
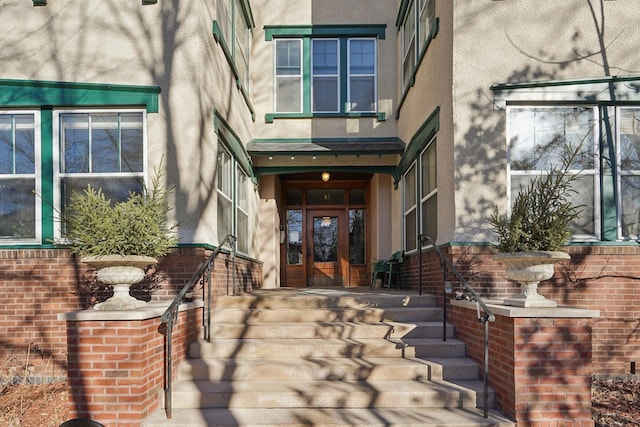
83, 255, 158, 310
495, 251, 570, 308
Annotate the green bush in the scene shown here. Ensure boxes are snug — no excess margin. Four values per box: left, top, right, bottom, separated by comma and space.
63, 167, 178, 258
489, 144, 583, 253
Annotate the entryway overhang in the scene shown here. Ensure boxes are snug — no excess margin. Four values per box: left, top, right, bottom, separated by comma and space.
248, 137, 404, 183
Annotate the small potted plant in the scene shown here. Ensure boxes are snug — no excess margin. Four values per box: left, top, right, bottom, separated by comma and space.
63, 166, 178, 310
489, 144, 582, 307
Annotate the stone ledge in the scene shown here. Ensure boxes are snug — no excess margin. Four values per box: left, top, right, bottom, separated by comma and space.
57, 300, 204, 321
451, 299, 600, 318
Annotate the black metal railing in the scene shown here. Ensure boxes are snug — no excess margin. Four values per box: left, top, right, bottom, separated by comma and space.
418, 234, 495, 419
160, 234, 237, 419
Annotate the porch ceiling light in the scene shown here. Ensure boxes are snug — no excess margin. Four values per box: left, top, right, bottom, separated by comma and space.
321, 172, 330, 182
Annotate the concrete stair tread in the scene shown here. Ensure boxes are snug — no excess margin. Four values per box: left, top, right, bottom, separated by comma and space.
168, 378, 479, 409
143, 407, 514, 427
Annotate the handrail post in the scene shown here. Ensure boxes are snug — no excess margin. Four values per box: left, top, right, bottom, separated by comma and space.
205, 260, 212, 342
483, 316, 490, 419
442, 261, 447, 342
418, 235, 423, 295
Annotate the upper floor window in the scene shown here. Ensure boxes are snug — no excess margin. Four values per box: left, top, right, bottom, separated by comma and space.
0, 112, 40, 243
216, 0, 253, 91
274, 37, 378, 115
55, 110, 146, 236
275, 39, 303, 113
399, 0, 437, 88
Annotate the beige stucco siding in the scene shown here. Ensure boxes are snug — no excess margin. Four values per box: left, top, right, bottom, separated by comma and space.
450, 0, 640, 243
0, 1, 257, 252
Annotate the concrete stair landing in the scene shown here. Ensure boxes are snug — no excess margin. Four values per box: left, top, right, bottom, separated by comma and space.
143, 288, 513, 427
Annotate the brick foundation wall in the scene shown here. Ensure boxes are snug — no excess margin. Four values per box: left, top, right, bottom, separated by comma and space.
63, 305, 202, 426
0, 247, 262, 381
403, 244, 640, 376
453, 303, 596, 426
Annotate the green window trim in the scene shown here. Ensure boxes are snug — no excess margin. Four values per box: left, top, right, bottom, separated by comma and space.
0, 79, 160, 112
268, 27, 384, 121
397, 106, 439, 178
213, 109, 254, 180
264, 25, 386, 41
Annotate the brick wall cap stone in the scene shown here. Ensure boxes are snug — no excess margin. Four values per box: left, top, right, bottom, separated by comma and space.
452, 299, 600, 318
57, 300, 203, 321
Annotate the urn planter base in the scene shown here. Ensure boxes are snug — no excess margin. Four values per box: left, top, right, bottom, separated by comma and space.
495, 251, 570, 309
82, 255, 158, 311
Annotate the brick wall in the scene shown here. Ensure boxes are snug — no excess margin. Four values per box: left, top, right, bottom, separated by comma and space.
63, 306, 202, 425
0, 247, 262, 381
453, 303, 596, 426
404, 244, 640, 376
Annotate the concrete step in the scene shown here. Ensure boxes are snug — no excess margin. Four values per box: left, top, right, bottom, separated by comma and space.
217, 289, 438, 309
143, 407, 515, 427
210, 306, 443, 323
386, 320, 455, 339
178, 357, 433, 382
166, 378, 478, 409
208, 321, 393, 339
191, 338, 405, 359
391, 337, 468, 358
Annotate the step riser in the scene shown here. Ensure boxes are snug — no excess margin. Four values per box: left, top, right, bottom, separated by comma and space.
217, 294, 438, 309
209, 323, 393, 339
179, 362, 431, 382
169, 389, 476, 410
192, 341, 405, 359
211, 307, 443, 323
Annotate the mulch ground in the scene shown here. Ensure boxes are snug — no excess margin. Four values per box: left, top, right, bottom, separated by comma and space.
0, 377, 638, 426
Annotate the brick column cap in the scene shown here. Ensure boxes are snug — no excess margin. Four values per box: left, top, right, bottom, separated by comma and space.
452, 299, 600, 319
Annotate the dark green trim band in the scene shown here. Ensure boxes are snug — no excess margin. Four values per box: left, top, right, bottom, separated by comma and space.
0, 79, 160, 112
40, 108, 54, 244
397, 106, 440, 177
213, 110, 254, 177
254, 165, 398, 181
265, 112, 385, 123
265, 24, 386, 41
32, 0, 46, 5
248, 137, 404, 156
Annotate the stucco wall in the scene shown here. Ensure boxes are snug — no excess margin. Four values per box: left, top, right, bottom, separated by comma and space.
450, 0, 640, 242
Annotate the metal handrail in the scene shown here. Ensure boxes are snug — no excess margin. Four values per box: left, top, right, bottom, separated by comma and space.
160, 234, 236, 419
418, 234, 494, 419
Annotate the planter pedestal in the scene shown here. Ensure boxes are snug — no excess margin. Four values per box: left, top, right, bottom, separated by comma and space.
495, 251, 570, 308
82, 255, 158, 310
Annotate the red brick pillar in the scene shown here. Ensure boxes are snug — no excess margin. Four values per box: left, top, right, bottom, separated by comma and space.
452, 301, 599, 427
59, 302, 202, 426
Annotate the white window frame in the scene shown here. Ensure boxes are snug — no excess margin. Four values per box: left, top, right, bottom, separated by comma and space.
506, 105, 600, 242
52, 108, 148, 240
403, 161, 418, 252
311, 38, 340, 113
236, 165, 249, 254
616, 106, 640, 240
274, 38, 303, 113
0, 110, 41, 244
347, 38, 377, 113
419, 138, 437, 246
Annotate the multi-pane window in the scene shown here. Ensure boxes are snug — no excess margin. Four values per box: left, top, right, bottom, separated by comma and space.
401, 0, 436, 88
618, 107, 640, 239
216, 0, 252, 91
402, 1, 416, 87
420, 140, 437, 243
274, 37, 378, 114
56, 111, 145, 233
312, 39, 339, 112
236, 167, 249, 253
507, 106, 598, 239
404, 163, 417, 252
275, 39, 303, 113
217, 142, 251, 254
0, 113, 39, 242
217, 145, 233, 240
348, 39, 376, 112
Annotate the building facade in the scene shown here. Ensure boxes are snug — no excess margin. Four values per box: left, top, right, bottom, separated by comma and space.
0, 0, 639, 385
